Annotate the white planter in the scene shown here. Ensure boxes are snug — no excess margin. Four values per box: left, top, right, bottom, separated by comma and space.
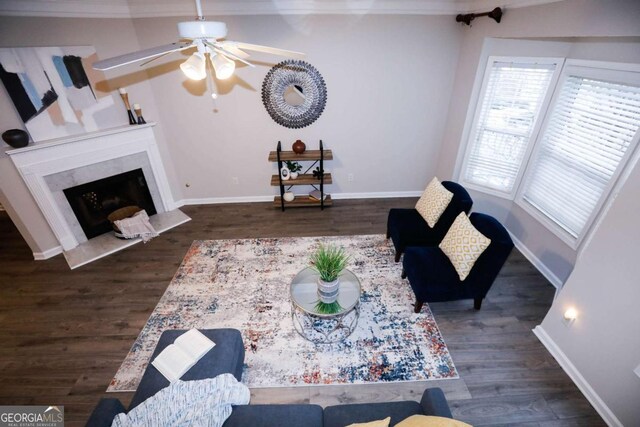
290, 171, 299, 180
317, 277, 340, 304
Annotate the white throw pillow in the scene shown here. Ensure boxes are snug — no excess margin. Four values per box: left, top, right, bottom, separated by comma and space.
415, 177, 454, 228
439, 212, 491, 281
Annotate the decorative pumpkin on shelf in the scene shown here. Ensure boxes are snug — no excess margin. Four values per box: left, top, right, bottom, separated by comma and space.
292, 139, 306, 154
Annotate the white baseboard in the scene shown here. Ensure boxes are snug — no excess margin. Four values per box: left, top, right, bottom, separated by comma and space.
331, 191, 422, 199
533, 326, 622, 427
177, 195, 274, 206
507, 231, 564, 289
176, 191, 421, 206
33, 245, 63, 260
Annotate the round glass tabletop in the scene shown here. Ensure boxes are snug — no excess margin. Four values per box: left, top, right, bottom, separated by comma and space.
290, 267, 361, 318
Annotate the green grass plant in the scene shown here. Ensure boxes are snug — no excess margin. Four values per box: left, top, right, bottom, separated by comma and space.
309, 244, 350, 282
314, 300, 343, 314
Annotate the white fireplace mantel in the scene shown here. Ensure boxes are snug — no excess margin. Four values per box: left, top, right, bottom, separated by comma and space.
7, 123, 177, 253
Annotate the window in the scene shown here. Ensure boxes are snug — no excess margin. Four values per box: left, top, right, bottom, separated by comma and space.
460, 57, 561, 196
459, 57, 640, 248
518, 63, 640, 244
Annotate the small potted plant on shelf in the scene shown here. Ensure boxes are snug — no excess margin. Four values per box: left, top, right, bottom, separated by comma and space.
285, 160, 302, 180
309, 244, 350, 314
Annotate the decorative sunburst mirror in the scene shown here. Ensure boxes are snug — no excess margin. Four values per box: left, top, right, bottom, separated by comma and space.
261, 60, 327, 129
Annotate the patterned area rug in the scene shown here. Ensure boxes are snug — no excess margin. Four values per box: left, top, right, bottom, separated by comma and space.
108, 235, 457, 392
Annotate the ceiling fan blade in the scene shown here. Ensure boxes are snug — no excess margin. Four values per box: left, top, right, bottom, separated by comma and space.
216, 42, 250, 59
138, 51, 175, 67
206, 42, 255, 68
225, 41, 305, 58
93, 42, 194, 71
215, 48, 256, 68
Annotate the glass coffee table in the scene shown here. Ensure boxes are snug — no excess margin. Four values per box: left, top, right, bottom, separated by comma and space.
290, 267, 361, 344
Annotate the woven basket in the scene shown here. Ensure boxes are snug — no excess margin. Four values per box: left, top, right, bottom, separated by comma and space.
107, 206, 142, 233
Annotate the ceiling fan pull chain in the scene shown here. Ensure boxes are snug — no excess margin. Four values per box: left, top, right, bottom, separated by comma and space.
207, 56, 219, 101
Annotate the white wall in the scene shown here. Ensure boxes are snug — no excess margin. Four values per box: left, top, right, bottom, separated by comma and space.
0, 13, 463, 254
436, 0, 640, 284
536, 144, 640, 426
0, 80, 50, 254
130, 14, 462, 200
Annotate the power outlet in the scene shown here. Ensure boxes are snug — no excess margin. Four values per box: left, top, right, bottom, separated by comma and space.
348, 173, 354, 182
232, 177, 239, 185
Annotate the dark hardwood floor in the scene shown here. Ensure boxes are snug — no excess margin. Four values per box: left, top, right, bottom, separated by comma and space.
0, 200, 604, 426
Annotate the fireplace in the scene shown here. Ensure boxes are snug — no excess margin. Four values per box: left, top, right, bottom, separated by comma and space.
63, 168, 157, 240
6, 123, 191, 268
6, 124, 181, 255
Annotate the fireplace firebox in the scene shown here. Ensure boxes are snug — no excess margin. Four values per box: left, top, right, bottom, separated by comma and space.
63, 168, 157, 239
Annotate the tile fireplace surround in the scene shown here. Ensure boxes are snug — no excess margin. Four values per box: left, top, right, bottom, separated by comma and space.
7, 123, 190, 269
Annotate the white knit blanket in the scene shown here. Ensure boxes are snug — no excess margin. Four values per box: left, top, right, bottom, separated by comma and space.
111, 374, 250, 427
114, 210, 158, 243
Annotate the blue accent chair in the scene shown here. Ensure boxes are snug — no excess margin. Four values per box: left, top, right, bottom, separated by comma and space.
402, 213, 514, 312
387, 181, 473, 262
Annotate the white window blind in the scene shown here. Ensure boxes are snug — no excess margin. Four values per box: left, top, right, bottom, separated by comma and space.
462, 60, 558, 194
522, 74, 640, 239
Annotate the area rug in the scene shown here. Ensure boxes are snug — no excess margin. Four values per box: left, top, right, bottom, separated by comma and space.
107, 235, 457, 392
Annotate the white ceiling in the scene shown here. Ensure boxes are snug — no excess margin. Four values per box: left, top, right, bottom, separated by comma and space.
0, 0, 566, 18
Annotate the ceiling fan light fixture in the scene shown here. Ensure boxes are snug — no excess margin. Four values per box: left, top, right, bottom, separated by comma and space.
180, 52, 206, 80
91, 0, 306, 92
178, 21, 228, 39
211, 53, 235, 80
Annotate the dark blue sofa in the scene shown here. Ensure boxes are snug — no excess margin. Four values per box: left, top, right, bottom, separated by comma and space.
87, 388, 452, 427
87, 328, 245, 426
402, 212, 514, 312
129, 329, 245, 408
86, 329, 453, 426
387, 181, 473, 262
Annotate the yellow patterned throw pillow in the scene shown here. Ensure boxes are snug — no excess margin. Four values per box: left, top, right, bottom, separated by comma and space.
415, 177, 454, 228
346, 417, 391, 427
439, 212, 491, 281
395, 414, 472, 427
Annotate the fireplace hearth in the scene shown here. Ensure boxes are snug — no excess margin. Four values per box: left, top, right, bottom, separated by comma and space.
63, 168, 157, 240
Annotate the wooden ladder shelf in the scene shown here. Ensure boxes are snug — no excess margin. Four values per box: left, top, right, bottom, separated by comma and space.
268, 141, 333, 211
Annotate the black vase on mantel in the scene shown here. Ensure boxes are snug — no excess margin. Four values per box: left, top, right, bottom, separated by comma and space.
2, 129, 29, 148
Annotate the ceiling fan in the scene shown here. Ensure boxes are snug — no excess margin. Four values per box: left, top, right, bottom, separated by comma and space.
93, 0, 304, 85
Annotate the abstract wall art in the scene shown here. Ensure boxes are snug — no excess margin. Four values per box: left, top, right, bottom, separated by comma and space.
0, 46, 122, 142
